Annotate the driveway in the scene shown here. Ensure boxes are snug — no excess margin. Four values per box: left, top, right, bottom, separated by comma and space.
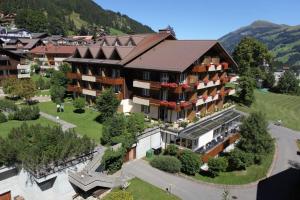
122, 124, 300, 200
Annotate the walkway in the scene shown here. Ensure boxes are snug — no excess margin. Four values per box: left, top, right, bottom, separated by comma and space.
40, 111, 76, 131
122, 124, 300, 200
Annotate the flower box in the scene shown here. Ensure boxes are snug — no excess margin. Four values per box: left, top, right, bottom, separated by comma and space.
168, 101, 177, 109
161, 82, 169, 87
221, 62, 229, 70
181, 83, 190, 89
160, 101, 168, 106
169, 83, 178, 88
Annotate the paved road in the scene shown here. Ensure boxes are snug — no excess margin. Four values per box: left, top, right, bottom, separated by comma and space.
122, 124, 300, 200
40, 111, 76, 131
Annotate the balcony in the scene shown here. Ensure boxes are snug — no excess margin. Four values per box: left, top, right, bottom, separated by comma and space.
67, 85, 82, 93
82, 89, 97, 97
17, 64, 30, 70
96, 76, 124, 85
67, 72, 82, 80
82, 75, 96, 82
229, 75, 238, 83
133, 79, 161, 90
221, 62, 229, 70
208, 65, 216, 71
0, 65, 17, 70
17, 74, 30, 78
192, 65, 207, 73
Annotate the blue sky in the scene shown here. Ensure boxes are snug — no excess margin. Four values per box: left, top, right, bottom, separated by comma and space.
95, 0, 300, 39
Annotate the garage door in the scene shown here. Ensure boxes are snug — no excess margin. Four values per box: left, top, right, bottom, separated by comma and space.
136, 137, 150, 159
0, 191, 11, 200
150, 132, 161, 149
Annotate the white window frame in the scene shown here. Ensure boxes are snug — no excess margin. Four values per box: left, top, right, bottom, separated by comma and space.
141, 105, 150, 114
142, 88, 150, 96
160, 73, 169, 83
179, 73, 187, 84
143, 71, 150, 81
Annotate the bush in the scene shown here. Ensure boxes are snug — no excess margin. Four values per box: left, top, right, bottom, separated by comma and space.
227, 149, 254, 171
13, 106, 40, 121
178, 149, 201, 175
0, 112, 7, 123
164, 144, 179, 156
150, 155, 181, 173
208, 157, 228, 177
73, 97, 85, 113
35, 76, 50, 90
101, 147, 125, 174
0, 99, 18, 112
105, 191, 133, 200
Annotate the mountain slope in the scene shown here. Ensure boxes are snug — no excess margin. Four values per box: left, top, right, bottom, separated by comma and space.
0, 0, 154, 35
219, 20, 300, 66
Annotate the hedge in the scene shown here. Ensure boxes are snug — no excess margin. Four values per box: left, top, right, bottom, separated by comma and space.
13, 106, 40, 121
0, 112, 7, 123
178, 149, 201, 175
208, 157, 228, 177
150, 155, 181, 173
0, 99, 18, 112
164, 144, 179, 156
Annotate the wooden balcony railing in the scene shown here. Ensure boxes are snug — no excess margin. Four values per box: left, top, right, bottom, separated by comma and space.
192, 65, 207, 73
67, 72, 82, 80
0, 65, 17, 70
133, 79, 161, 90
67, 85, 82, 93
0, 74, 17, 79
96, 76, 124, 85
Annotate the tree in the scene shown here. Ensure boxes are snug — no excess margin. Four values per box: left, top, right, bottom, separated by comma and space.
178, 149, 201, 175
50, 85, 65, 104
17, 79, 37, 102
95, 88, 120, 122
207, 157, 228, 177
263, 71, 275, 88
233, 37, 273, 77
59, 63, 71, 74
276, 71, 300, 94
237, 76, 255, 106
79, 25, 88, 35
50, 71, 68, 87
150, 155, 182, 173
126, 113, 145, 138
164, 144, 179, 156
238, 112, 274, 159
73, 97, 85, 113
2, 78, 19, 96
227, 148, 254, 170
101, 147, 125, 174
15, 9, 47, 32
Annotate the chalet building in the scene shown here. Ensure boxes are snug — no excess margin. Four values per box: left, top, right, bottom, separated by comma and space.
66, 31, 240, 156
2, 38, 44, 55
30, 44, 76, 71
0, 48, 30, 80
0, 28, 32, 42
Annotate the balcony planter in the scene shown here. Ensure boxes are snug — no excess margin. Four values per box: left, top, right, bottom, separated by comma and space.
221, 62, 229, 70
180, 101, 190, 108
168, 101, 177, 109
160, 101, 168, 107
181, 83, 190, 89
161, 82, 169, 87
169, 83, 178, 88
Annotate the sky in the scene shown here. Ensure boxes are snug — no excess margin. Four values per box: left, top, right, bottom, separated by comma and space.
95, 0, 300, 39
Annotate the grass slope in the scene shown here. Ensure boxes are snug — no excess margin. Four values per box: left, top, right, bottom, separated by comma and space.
104, 178, 180, 200
0, 117, 57, 138
237, 90, 300, 131
38, 101, 102, 142
195, 146, 274, 185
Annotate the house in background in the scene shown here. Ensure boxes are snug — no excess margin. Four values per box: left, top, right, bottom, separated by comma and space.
2, 38, 44, 55
0, 28, 32, 42
30, 44, 76, 71
0, 48, 30, 80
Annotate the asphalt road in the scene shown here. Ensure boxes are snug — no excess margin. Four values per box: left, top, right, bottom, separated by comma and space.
122, 124, 300, 200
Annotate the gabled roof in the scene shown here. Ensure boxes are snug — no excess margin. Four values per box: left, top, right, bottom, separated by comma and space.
115, 46, 134, 59
77, 46, 88, 58
30, 44, 76, 55
125, 40, 238, 72
118, 36, 130, 46
105, 36, 117, 46
89, 46, 101, 58
102, 46, 115, 59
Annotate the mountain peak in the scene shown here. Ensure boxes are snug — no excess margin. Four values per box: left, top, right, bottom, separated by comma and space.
249, 20, 282, 28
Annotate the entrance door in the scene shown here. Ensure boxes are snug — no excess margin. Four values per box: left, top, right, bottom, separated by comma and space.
159, 107, 168, 121
0, 191, 11, 200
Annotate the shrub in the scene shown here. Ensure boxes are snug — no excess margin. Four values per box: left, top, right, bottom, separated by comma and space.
13, 106, 40, 121
0, 99, 18, 112
73, 97, 85, 113
178, 149, 201, 175
208, 157, 228, 177
0, 112, 7, 123
105, 191, 133, 200
164, 144, 179, 156
101, 147, 125, 174
150, 155, 181, 173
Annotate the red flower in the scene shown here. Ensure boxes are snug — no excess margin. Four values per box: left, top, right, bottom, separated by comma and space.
221, 62, 229, 69
181, 83, 190, 89
169, 83, 178, 88
160, 101, 168, 106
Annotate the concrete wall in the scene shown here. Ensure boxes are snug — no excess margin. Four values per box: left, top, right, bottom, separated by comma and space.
136, 130, 162, 159
197, 130, 214, 149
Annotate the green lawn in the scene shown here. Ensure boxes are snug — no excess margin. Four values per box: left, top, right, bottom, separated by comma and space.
36, 90, 50, 96
194, 147, 274, 185
237, 90, 300, 131
104, 178, 180, 200
0, 117, 58, 138
38, 101, 102, 142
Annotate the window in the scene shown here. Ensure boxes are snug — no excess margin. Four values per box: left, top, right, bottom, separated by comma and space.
179, 92, 186, 101
177, 109, 186, 119
142, 88, 150, 96
160, 73, 169, 83
161, 89, 168, 100
112, 69, 120, 78
113, 85, 121, 93
141, 105, 150, 114
143, 71, 150, 80
179, 73, 187, 84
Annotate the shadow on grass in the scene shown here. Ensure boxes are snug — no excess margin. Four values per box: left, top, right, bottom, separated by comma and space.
73, 109, 85, 114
